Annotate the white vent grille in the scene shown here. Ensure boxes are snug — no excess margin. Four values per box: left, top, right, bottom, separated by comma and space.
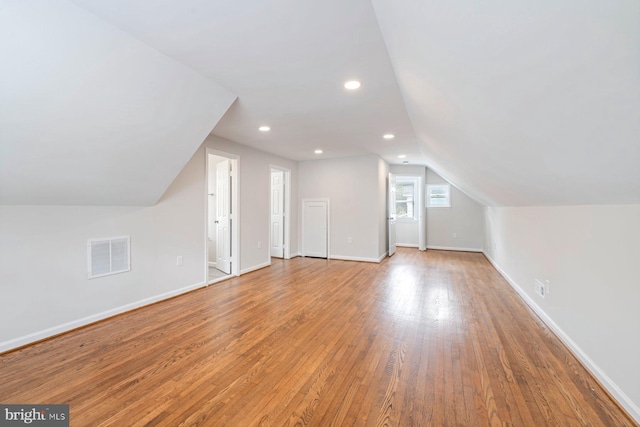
88, 236, 131, 279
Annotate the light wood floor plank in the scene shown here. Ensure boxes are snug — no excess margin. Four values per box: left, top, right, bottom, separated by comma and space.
0, 249, 636, 426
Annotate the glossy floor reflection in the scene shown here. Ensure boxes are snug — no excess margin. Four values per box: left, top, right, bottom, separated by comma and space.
0, 249, 634, 426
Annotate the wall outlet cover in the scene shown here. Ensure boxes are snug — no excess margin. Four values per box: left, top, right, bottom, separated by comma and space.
534, 279, 546, 299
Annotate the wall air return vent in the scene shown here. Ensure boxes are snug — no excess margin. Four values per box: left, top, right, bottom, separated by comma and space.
87, 236, 130, 279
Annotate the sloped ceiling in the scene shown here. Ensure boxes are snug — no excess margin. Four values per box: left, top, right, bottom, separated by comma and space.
69, 0, 423, 166
0, 1, 236, 205
2, 1, 638, 207
372, 0, 640, 206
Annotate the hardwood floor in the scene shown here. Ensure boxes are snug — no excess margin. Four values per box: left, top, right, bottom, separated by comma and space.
0, 249, 635, 426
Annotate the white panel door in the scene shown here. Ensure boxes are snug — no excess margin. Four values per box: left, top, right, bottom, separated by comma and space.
388, 173, 397, 256
418, 176, 426, 251
216, 160, 231, 274
303, 200, 328, 258
270, 170, 284, 258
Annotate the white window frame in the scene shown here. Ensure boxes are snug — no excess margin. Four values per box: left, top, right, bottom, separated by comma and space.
395, 176, 419, 222
426, 184, 451, 208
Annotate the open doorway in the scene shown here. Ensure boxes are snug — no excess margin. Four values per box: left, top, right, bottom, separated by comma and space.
390, 174, 426, 253
269, 166, 291, 260
206, 149, 240, 284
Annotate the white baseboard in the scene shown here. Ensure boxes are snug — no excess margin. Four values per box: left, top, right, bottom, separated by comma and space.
483, 252, 640, 423
286, 252, 301, 259
240, 260, 271, 275
397, 243, 419, 248
208, 262, 217, 267
330, 254, 385, 263
0, 281, 207, 354
427, 245, 483, 252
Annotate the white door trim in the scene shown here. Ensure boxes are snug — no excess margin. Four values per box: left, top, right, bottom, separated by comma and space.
301, 198, 330, 259
205, 148, 240, 282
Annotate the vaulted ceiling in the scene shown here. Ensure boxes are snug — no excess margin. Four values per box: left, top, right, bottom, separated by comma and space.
0, 0, 236, 205
2, 0, 638, 206
372, 0, 640, 206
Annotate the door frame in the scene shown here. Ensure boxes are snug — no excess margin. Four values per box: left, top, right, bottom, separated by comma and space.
269, 165, 292, 260
301, 198, 330, 259
205, 147, 240, 283
393, 174, 427, 251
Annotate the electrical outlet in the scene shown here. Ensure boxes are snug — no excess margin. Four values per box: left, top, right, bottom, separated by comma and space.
177, 256, 183, 266
453, 232, 458, 239
257, 241, 261, 249
347, 237, 353, 244
534, 279, 546, 299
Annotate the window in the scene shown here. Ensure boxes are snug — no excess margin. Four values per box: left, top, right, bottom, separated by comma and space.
427, 184, 450, 208
395, 177, 418, 220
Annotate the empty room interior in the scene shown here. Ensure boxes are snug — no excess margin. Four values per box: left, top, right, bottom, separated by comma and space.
1, 1, 639, 426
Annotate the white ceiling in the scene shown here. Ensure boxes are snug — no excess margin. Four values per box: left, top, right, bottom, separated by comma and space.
4, 0, 639, 206
372, 0, 640, 206
0, 0, 236, 205
70, 0, 423, 166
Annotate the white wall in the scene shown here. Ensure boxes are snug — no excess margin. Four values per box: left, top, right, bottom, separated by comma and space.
0, 135, 298, 351
299, 154, 386, 262
202, 135, 299, 271
372, 0, 640, 208
484, 205, 640, 420
395, 222, 418, 246
0, 0, 235, 206
0, 150, 207, 351
426, 169, 485, 251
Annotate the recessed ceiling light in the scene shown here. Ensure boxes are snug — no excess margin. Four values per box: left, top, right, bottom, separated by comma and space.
258, 126, 270, 132
344, 80, 362, 90
398, 154, 406, 158
383, 134, 395, 140
314, 149, 323, 154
